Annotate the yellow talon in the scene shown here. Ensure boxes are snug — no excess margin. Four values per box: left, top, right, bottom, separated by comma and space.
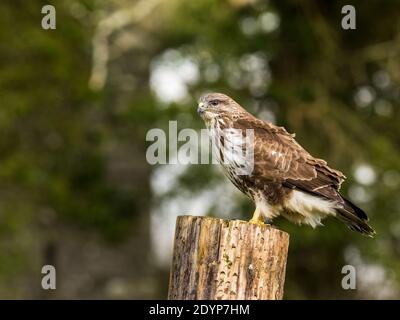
249, 207, 266, 226
249, 218, 265, 226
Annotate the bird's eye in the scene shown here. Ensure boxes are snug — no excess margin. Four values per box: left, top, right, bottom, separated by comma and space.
210, 100, 219, 107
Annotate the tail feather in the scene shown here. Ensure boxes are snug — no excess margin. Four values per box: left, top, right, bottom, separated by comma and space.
336, 196, 375, 237
343, 197, 368, 221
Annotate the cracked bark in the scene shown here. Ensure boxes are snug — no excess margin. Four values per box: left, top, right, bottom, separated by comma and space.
168, 215, 289, 300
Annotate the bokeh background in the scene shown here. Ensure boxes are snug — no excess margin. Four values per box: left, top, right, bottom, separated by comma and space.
1, 0, 399, 299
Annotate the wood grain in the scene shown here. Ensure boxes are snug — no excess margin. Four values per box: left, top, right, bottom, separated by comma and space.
168, 215, 289, 300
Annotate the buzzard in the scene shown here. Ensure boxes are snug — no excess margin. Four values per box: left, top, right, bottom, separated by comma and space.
197, 92, 375, 236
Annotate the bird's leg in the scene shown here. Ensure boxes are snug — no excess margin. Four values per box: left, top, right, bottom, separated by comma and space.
249, 207, 266, 226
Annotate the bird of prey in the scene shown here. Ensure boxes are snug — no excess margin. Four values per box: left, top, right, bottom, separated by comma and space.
197, 92, 375, 236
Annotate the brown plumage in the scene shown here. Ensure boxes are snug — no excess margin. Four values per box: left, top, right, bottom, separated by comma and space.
197, 92, 375, 236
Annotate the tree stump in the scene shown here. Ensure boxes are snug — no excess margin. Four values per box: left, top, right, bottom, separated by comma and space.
168, 215, 289, 300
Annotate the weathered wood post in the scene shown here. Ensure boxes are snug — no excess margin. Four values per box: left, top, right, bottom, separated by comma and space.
168, 215, 289, 300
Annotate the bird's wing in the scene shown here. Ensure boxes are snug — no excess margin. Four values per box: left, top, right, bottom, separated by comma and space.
234, 116, 371, 233
234, 117, 346, 196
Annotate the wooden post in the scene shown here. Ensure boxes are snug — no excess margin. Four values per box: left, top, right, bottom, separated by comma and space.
168, 215, 289, 300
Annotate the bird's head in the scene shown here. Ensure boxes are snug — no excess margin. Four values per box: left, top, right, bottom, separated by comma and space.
197, 93, 245, 122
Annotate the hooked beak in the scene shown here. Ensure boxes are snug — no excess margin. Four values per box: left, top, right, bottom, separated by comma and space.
197, 102, 205, 114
